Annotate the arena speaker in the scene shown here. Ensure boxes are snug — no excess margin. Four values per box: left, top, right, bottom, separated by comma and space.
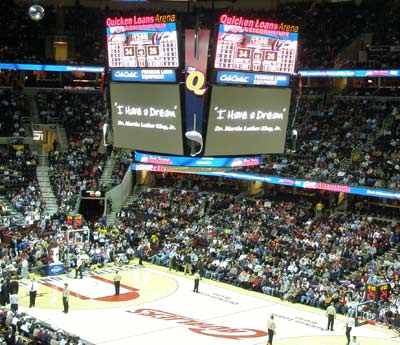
185, 114, 203, 157
28, 3, 45, 21
103, 123, 111, 146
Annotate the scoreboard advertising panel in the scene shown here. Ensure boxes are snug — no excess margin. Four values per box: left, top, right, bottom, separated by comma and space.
214, 14, 298, 75
110, 83, 184, 155
204, 86, 291, 156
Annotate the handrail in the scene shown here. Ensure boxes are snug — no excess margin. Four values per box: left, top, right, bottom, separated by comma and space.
335, 95, 400, 101
351, 113, 395, 156
351, 142, 364, 155
382, 113, 394, 127
56, 124, 65, 152
329, 109, 395, 177
74, 194, 82, 216
31, 123, 57, 130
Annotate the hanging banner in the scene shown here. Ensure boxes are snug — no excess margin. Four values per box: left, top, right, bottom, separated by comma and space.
184, 29, 210, 155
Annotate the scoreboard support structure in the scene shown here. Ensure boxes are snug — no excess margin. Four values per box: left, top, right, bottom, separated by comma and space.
355, 300, 378, 326
356, 281, 391, 326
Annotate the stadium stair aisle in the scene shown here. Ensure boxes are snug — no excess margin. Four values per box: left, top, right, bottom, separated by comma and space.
99, 155, 116, 189
57, 126, 69, 153
106, 191, 137, 226
36, 156, 58, 215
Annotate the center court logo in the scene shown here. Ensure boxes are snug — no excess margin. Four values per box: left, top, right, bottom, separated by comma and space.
127, 308, 267, 339
42, 275, 140, 303
32, 267, 178, 309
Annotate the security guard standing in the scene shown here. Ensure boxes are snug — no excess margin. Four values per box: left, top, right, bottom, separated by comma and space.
326, 302, 336, 331
29, 278, 38, 308
62, 283, 70, 313
113, 270, 121, 295
193, 272, 200, 293
267, 314, 276, 345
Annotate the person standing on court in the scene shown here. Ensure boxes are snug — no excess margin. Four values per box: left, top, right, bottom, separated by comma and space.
344, 313, 355, 344
113, 270, 121, 295
75, 256, 83, 279
137, 242, 144, 266
267, 314, 276, 345
184, 251, 192, 275
62, 283, 69, 313
193, 271, 200, 293
326, 302, 336, 331
21, 256, 29, 280
29, 278, 38, 308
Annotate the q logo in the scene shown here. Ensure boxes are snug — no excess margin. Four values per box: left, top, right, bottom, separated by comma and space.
186, 70, 206, 96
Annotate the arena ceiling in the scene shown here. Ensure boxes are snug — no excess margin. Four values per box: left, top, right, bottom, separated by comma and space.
17, 0, 347, 10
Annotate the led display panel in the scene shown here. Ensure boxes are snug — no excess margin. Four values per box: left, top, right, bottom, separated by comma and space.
106, 15, 179, 69
214, 14, 298, 75
204, 86, 291, 155
111, 83, 183, 154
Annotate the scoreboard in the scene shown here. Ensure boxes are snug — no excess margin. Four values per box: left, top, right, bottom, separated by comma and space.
107, 13, 299, 156
214, 14, 298, 75
365, 282, 390, 302
106, 16, 179, 69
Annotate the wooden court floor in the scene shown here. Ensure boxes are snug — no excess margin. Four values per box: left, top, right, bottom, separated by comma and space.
15, 261, 399, 345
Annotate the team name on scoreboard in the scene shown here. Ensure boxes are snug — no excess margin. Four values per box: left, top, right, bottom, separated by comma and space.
106, 14, 176, 27
220, 14, 299, 33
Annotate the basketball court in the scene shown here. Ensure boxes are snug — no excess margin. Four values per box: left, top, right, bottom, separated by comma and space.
17, 263, 400, 345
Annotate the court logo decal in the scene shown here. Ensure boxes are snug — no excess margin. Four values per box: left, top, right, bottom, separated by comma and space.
127, 308, 267, 339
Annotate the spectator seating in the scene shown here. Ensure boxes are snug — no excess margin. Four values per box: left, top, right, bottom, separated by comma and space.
0, 307, 86, 344
0, 148, 37, 194
252, 96, 400, 190
113, 188, 400, 319
0, 147, 44, 226
38, 91, 107, 218
0, 90, 27, 138
109, 150, 132, 187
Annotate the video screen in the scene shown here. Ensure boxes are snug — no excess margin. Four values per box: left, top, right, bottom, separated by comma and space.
111, 83, 184, 155
214, 14, 298, 75
106, 17, 179, 69
204, 86, 291, 156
